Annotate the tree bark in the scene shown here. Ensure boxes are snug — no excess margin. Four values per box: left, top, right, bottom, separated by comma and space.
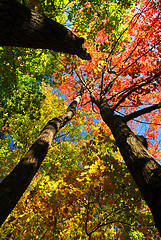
0, 88, 84, 226
99, 98, 161, 234
0, 0, 91, 60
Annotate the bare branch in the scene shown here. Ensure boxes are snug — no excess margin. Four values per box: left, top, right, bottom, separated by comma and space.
75, 71, 100, 108
75, 71, 90, 92
82, 100, 91, 106
84, 199, 92, 238
115, 109, 161, 125
103, 40, 161, 95
113, 71, 161, 110
122, 13, 160, 67
106, 87, 130, 102
106, 1, 151, 62
91, 220, 155, 234
124, 103, 161, 122
102, 73, 119, 94
75, 72, 87, 90
100, 61, 107, 95
99, 2, 152, 97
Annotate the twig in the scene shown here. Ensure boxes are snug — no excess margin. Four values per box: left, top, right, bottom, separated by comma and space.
103, 39, 161, 95
105, 1, 151, 62
99, 2, 151, 97
100, 58, 108, 95
75, 71, 92, 94
122, 12, 160, 67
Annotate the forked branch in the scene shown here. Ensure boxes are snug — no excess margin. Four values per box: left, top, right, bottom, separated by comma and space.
113, 71, 161, 110
103, 40, 161, 95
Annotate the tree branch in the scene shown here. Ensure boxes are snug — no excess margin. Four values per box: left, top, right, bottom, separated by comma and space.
105, 1, 150, 62
124, 103, 161, 122
0, 87, 84, 226
85, 201, 90, 237
113, 71, 161, 110
75, 71, 91, 94
103, 40, 161, 95
0, 0, 91, 60
121, 13, 159, 67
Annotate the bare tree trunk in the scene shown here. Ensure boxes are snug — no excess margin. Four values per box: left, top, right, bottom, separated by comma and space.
99, 99, 161, 234
0, 0, 91, 60
0, 88, 84, 226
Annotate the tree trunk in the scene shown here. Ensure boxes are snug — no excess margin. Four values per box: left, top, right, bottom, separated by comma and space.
0, 0, 91, 60
0, 89, 83, 226
99, 99, 161, 234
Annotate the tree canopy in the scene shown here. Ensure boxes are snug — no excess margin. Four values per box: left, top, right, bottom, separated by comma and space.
0, 0, 161, 239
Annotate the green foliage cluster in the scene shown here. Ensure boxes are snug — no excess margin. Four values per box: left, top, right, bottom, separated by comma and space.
18, 0, 72, 23
69, 0, 136, 50
0, 45, 66, 131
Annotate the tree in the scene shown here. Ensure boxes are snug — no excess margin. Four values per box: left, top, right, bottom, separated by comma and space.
0, 0, 91, 226
0, 0, 161, 237
55, 0, 161, 233
0, 85, 85, 226
0, 85, 158, 239
0, 0, 91, 60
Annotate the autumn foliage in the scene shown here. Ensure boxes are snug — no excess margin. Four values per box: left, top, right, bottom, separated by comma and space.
0, 0, 161, 239
56, 0, 161, 159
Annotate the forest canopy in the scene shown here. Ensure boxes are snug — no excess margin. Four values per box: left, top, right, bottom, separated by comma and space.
0, 0, 161, 239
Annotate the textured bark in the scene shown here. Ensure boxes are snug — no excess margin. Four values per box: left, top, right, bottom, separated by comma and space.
0, 0, 91, 60
99, 99, 161, 234
0, 89, 83, 226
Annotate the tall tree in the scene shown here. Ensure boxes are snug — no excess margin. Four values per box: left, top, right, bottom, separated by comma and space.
0, 0, 161, 237
56, 0, 161, 233
0, 86, 84, 226
0, 86, 157, 239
